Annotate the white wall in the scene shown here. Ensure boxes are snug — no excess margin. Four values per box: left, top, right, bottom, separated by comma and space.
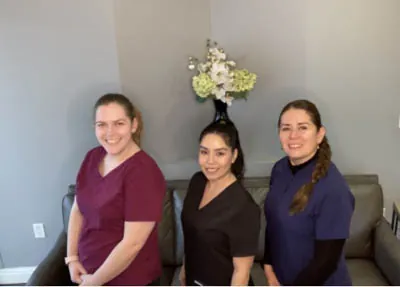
0, 0, 121, 267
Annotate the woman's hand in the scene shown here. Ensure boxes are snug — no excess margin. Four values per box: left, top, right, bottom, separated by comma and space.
80, 274, 98, 286
266, 271, 280, 286
264, 264, 280, 286
179, 266, 186, 286
68, 261, 87, 284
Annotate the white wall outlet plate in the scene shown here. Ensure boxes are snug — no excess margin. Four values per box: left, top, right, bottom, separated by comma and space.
32, 223, 46, 238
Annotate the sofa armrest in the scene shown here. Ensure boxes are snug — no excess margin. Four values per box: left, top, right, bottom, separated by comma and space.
374, 218, 400, 285
26, 231, 72, 286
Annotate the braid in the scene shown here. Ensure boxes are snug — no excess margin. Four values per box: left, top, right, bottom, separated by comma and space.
289, 137, 332, 214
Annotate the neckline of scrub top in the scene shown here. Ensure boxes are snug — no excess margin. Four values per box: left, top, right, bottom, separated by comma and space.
96, 147, 145, 179
288, 151, 318, 175
197, 175, 239, 212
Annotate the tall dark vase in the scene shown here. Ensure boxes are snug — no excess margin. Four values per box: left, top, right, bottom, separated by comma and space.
213, 99, 232, 123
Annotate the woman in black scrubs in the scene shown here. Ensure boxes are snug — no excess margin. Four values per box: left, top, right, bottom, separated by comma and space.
180, 121, 260, 286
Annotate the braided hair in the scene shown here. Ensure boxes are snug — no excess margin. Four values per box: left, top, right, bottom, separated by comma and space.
278, 99, 332, 214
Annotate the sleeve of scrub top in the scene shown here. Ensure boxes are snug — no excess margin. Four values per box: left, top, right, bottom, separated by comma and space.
228, 203, 261, 257
123, 164, 166, 222
291, 239, 345, 285
263, 166, 276, 264
263, 229, 271, 264
315, 187, 354, 240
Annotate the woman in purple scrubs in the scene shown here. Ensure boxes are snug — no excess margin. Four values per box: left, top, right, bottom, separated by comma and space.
65, 93, 166, 286
263, 99, 355, 286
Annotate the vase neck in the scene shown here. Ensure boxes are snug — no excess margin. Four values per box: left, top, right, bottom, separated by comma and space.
213, 99, 231, 123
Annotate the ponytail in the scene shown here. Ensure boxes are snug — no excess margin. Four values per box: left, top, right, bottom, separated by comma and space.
132, 106, 143, 147
289, 136, 332, 214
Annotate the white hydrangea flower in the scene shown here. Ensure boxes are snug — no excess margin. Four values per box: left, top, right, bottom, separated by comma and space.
209, 48, 226, 60
212, 87, 226, 100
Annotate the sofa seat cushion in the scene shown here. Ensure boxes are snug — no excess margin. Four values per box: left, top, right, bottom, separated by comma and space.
347, 259, 389, 286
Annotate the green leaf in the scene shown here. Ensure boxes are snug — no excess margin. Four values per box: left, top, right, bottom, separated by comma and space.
232, 91, 248, 99
196, 96, 207, 103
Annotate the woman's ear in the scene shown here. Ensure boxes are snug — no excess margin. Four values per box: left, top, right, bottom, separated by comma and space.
131, 117, 138, 134
232, 148, 238, 163
317, 126, 326, 144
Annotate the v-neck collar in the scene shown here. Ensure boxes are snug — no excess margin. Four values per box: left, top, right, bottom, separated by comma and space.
97, 147, 143, 179
197, 174, 238, 211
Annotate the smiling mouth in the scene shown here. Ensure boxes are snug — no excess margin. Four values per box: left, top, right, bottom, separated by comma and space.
288, 144, 302, 149
205, 167, 218, 173
106, 138, 120, 145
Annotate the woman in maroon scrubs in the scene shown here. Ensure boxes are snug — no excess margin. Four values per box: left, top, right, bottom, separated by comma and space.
65, 93, 166, 286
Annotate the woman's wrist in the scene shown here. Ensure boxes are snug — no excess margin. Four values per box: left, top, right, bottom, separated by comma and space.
64, 255, 79, 265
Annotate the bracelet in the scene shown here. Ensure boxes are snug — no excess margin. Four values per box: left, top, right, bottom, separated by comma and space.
64, 255, 79, 265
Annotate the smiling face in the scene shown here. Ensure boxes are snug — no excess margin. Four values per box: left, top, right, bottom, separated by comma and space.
94, 102, 137, 156
279, 108, 325, 165
198, 133, 238, 181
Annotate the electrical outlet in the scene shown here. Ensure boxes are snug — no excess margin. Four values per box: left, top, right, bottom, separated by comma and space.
33, 223, 46, 238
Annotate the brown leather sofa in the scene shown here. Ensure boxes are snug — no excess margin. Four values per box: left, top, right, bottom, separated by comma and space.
27, 174, 400, 285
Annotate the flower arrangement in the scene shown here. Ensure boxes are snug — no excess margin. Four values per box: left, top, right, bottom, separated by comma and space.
188, 39, 257, 106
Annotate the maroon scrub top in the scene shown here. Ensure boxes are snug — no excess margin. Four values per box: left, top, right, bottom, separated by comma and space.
75, 146, 166, 285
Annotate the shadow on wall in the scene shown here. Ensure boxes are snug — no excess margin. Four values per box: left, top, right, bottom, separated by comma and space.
119, 85, 214, 164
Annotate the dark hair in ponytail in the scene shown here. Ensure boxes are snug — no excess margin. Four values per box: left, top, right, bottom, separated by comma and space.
94, 93, 143, 146
278, 99, 332, 214
199, 121, 245, 181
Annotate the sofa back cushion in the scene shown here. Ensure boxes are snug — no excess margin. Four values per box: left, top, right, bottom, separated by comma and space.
344, 176, 383, 258
241, 178, 269, 261
62, 185, 75, 234
157, 189, 176, 265
167, 179, 193, 265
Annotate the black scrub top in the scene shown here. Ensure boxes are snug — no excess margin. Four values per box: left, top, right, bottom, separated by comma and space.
181, 172, 260, 286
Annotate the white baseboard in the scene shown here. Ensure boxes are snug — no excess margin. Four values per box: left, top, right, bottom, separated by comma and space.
0, 266, 36, 285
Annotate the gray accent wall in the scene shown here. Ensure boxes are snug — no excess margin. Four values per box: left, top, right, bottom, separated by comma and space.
0, 0, 121, 267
